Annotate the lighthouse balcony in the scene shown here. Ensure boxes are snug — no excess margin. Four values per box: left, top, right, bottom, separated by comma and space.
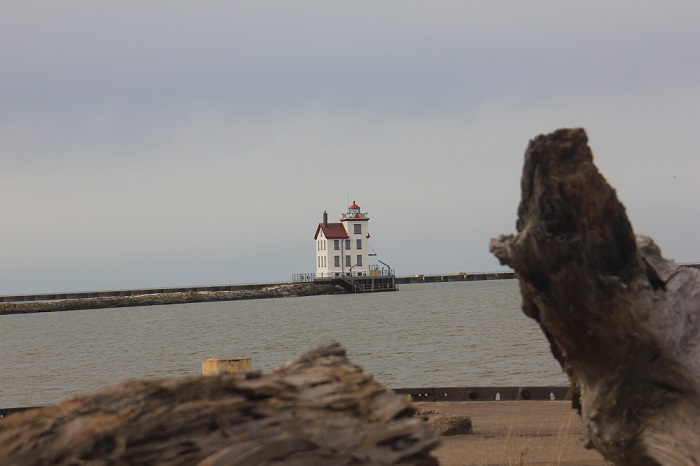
341, 213, 369, 220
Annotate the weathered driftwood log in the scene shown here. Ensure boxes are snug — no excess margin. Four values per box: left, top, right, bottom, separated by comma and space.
490, 128, 700, 465
0, 341, 439, 466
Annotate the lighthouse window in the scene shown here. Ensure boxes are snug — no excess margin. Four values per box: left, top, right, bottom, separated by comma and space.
334, 256, 340, 267
334, 240, 340, 250
345, 239, 351, 250
354, 224, 362, 234
356, 239, 362, 249
357, 255, 363, 266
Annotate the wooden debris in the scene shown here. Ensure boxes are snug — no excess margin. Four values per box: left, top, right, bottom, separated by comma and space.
418, 410, 473, 436
491, 128, 700, 465
0, 341, 439, 465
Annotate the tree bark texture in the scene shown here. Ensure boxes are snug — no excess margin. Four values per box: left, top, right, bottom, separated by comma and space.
490, 128, 700, 465
0, 341, 439, 466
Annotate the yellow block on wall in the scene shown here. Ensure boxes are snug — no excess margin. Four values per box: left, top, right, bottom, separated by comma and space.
202, 357, 252, 375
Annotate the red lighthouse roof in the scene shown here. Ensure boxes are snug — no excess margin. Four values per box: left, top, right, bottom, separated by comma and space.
314, 223, 349, 240
349, 201, 360, 209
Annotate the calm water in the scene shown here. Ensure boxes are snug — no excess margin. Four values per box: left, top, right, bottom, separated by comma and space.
0, 280, 567, 408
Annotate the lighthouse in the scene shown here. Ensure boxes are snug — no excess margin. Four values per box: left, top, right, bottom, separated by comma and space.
314, 201, 371, 278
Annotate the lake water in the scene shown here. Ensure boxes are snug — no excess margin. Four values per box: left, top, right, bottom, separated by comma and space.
0, 280, 568, 408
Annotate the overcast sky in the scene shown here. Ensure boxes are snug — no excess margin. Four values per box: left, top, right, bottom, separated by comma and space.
2, 2, 698, 295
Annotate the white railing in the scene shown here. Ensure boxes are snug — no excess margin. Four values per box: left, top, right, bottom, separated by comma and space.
340, 213, 369, 219
292, 269, 396, 282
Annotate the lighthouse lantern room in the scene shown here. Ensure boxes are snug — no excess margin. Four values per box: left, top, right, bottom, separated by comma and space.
314, 201, 370, 278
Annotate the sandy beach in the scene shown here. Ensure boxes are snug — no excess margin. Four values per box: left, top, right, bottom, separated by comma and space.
415, 401, 612, 466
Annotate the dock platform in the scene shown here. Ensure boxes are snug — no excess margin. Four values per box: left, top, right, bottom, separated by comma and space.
322, 275, 398, 293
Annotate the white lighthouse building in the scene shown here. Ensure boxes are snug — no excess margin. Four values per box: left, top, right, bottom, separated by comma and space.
314, 201, 370, 278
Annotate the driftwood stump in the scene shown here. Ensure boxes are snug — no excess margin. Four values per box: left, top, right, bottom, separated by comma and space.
490, 128, 700, 465
0, 341, 439, 465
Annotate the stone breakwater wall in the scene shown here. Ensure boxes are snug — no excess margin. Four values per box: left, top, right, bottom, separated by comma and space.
0, 283, 345, 316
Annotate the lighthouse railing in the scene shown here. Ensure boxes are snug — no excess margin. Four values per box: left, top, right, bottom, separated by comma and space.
292, 273, 317, 282
340, 213, 369, 220
292, 269, 395, 283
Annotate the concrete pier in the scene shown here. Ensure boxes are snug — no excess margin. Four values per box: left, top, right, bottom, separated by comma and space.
0, 282, 285, 303
320, 275, 399, 293
0, 283, 344, 315
3, 263, 696, 308
395, 271, 515, 284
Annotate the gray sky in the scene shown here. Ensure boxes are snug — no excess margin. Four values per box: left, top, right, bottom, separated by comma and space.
2, 2, 699, 294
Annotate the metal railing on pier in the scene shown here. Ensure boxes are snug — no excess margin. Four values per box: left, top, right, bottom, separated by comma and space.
292, 273, 317, 282
395, 385, 571, 402
292, 269, 396, 283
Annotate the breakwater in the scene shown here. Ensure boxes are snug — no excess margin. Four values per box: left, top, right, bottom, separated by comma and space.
396, 271, 515, 284
395, 262, 700, 283
0, 283, 344, 316
1, 272, 511, 305
0, 281, 312, 303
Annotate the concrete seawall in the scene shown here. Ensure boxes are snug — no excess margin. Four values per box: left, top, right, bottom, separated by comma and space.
395, 263, 699, 284
396, 271, 515, 284
0, 282, 309, 303
0, 283, 345, 316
